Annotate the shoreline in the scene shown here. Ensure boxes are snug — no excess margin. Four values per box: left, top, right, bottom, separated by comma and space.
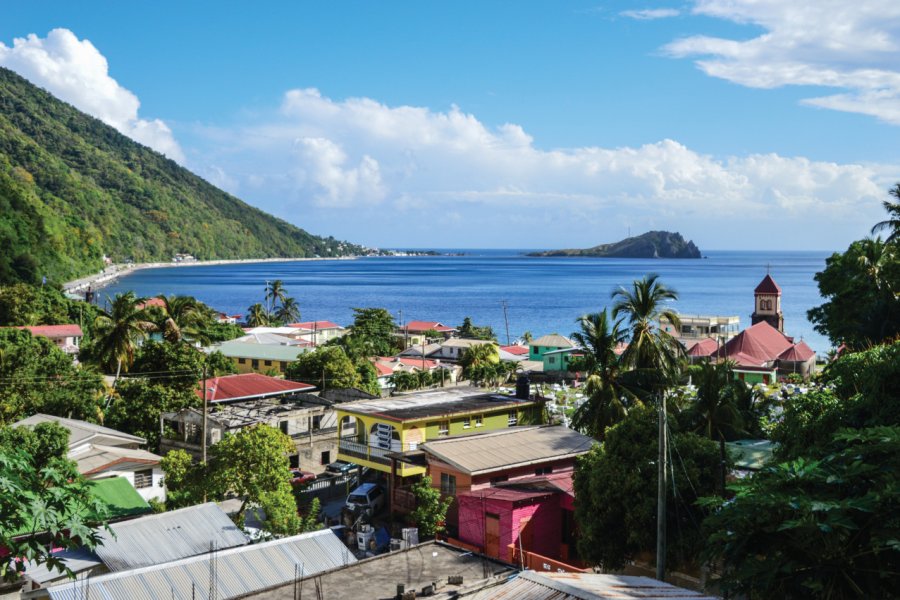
62, 256, 358, 293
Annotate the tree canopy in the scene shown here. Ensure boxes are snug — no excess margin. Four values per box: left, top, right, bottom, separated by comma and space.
285, 346, 360, 391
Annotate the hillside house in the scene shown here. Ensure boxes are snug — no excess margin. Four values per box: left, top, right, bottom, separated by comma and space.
287, 320, 348, 345
528, 334, 576, 363
207, 339, 311, 374
12, 324, 83, 356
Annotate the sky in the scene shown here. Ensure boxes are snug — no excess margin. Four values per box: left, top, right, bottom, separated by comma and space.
1, 1, 899, 251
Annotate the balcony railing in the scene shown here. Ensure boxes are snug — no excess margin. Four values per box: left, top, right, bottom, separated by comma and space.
338, 439, 393, 466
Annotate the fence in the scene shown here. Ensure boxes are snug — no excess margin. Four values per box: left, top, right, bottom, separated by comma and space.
296, 471, 361, 504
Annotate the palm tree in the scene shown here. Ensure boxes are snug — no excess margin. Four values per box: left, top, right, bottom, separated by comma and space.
611, 274, 684, 393
273, 296, 301, 325
459, 343, 500, 386
156, 295, 212, 345
570, 310, 638, 438
871, 183, 900, 244
265, 280, 287, 314
92, 292, 156, 382
856, 238, 896, 294
688, 360, 746, 441
246, 303, 270, 327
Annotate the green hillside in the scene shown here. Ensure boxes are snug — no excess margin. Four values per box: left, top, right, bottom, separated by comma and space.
0, 67, 364, 285
528, 230, 702, 259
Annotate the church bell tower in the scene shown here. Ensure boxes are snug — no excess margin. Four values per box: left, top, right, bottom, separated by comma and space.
751, 273, 784, 332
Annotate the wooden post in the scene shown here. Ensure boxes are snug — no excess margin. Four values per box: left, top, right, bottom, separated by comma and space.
202, 365, 209, 503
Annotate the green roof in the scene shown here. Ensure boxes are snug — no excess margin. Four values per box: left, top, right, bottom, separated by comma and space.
726, 439, 777, 471
212, 341, 307, 362
89, 477, 151, 519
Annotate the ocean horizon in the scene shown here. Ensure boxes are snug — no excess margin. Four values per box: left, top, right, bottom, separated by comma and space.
102, 249, 833, 354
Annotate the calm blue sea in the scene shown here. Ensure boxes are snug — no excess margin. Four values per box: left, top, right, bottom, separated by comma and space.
102, 250, 833, 354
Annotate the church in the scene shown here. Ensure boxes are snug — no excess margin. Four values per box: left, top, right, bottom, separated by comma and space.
687, 273, 816, 383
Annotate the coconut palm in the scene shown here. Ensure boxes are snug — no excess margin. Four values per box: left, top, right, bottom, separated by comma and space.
92, 292, 156, 381
856, 238, 896, 293
687, 360, 746, 441
246, 303, 270, 327
611, 274, 684, 395
459, 343, 500, 386
273, 296, 301, 325
265, 280, 287, 313
156, 295, 212, 345
570, 310, 639, 438
871, 183, 900, 244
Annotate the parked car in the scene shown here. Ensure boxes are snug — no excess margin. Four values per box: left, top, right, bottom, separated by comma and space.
290, 469, 316, 486
346, 483, 384, 515
325, 461, 359, 476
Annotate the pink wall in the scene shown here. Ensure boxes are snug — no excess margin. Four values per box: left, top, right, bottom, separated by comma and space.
469, 459, 576, 491
457, 493, 565, 563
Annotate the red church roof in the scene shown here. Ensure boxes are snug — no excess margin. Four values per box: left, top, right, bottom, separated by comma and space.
196, 373, 315, 402
716, 321, 812, 368
754, 274, 782, 294
686, 338, 719, 357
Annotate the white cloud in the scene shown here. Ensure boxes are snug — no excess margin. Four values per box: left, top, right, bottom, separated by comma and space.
664, 1, 900, 124
0, 29, 184, 161
620, 8, 680, 20
195, 88, 895, 249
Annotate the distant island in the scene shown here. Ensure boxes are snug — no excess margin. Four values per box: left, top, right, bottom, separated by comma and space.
528, 231, 702, 259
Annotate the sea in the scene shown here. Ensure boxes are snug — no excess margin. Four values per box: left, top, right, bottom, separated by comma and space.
101, 250, 833, 354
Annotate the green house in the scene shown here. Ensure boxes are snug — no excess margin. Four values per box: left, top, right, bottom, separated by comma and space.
528, 334, 577, 371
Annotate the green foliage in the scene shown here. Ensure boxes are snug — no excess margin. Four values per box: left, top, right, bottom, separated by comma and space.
299, 497, 322, 533
459, 343, 501, 386
107, 378, 197, 448
457, 317, 496, 341
409, 475, 453, 538
389, 370, 420, 392
0, 284, 99, 333
355, 358, 381, 396
258, 485, 301, 537
246, 303, 270, 327
209, 424, 294, 527
205, 350, 237, 376
574, 405, 722, 570
702, 427, 900, 599
772, 342, 900, 460
808, 238, 900, 348
130, 340, 204, 390
0, 327, 104, 424
0, 67, 363, 286
285, 346, 360, 390
205, 321, 246, 343
0, 426, 108, 583
682, 361, 750, 442
91, 292, 156, 376
160, 449, 205, 509
344, 307, 398, 356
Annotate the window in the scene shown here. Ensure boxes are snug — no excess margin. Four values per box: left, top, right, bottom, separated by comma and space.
134, 469, 153, 489
438, 421, 449, 436
312, 415, 322, 430
535, 466, 553, 475
237, 357, 246, 365
490, 475, 508, 485
549, 356, 556, 364
475, 415, 483, 427
280, 421, 289, 434
264, 360, 272, 367
440, 472, 457, 495
251, 359, 260, 370
280, 362, 288, 372
507, 410, 518, 426
321, 451, 330, 465
462, 416, 471, 429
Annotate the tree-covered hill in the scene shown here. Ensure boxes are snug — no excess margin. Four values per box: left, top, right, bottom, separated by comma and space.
528, 230, 701, 259
0, 67, 364, 285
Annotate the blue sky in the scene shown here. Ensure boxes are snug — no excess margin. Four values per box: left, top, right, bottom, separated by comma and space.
2, 1, 898, 250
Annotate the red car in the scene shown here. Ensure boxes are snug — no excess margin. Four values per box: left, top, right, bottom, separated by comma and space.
290, 469, 316, 486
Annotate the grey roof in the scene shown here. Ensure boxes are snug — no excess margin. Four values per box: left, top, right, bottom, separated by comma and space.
47, 529, 356, 600
464, 571, 718, 599
210, 340, 308, 362
73, 444, 162, 476
338, 387, 537, 422
529, 334, 575, 349
94, 503, 250, 571
14, 414, 145, 448
22, 547, 102, 585
421, 426, 595, 475
234, 332, 307, 346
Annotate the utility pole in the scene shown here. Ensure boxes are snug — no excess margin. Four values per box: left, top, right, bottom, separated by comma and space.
264, 280, 270, 316
202, 364, 209, 503
656, 391, 667, 581
501, 300, 511, 346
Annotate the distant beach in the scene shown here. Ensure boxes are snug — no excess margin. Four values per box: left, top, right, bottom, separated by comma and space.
62, 256, 358, 293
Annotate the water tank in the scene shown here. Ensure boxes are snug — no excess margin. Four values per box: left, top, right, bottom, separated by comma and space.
516, 375, 530, 399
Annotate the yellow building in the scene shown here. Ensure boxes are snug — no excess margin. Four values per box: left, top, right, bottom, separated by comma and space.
335, 387, 543, 479
209, 340, 309, 375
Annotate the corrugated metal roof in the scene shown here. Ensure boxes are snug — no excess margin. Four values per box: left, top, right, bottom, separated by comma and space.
47, 529, 356, 600
94, 503, 249, 571
197, 373, 315, 402
466, 572, 718, 599
21, 547, 102, 585
422, 426, 595, 475
14, 414, 146, 447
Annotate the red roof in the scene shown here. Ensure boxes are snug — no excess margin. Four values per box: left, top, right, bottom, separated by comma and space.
402, 321, 456, 333
196, 373, 315, 402
371, 362, 395, 377
288, 321, 343, 331
375, 356, 440, 371
778, 340, 815, 362
136, 297, 166, 309
686, 338, 718, 357
500, 345, 529, 356
16, 324, 83, 338
754, 274, 782, 295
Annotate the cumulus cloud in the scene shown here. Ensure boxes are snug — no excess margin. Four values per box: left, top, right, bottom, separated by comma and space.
664, 0, 900, 124
0, 29, 184, 161
194, 87, 894, 248
620, 8, 680, 20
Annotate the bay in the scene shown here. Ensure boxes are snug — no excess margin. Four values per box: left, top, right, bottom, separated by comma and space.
102, 249, 833, 354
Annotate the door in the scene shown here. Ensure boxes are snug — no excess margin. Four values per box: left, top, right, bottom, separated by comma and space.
485, 513, 500, 558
